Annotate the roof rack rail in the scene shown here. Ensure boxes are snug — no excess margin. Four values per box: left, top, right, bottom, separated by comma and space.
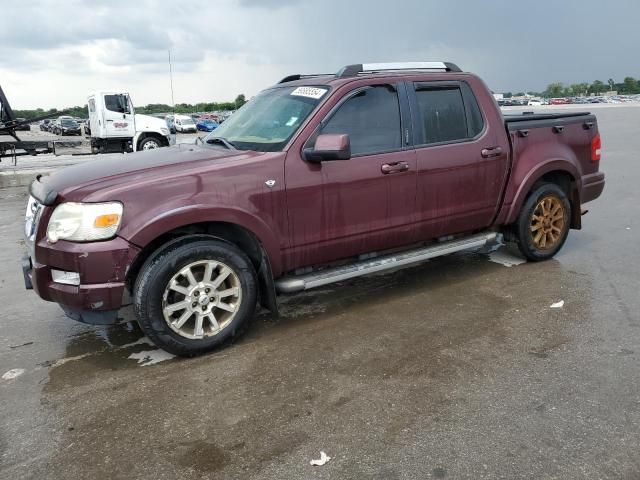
336, 62, 462, 78
278, 73, 333, 84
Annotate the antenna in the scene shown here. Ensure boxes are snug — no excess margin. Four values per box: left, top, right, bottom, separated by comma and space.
168, 50, 175, 115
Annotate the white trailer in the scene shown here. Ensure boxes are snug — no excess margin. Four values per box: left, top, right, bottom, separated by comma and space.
87, 91, 173, 154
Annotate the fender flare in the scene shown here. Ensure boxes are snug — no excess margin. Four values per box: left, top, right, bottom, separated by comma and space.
125, 205, 283, 276
504, 159, 581, 225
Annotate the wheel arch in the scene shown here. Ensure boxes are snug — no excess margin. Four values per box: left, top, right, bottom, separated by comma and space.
125, 221, 280, 314
504, 161, 582, 229
134, 131, 169, 151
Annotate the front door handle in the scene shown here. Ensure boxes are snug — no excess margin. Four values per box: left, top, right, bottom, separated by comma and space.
381, 161, 410, 174
481, 146, 503, 158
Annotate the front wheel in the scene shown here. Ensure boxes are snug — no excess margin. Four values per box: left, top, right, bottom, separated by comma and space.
138, 137, 162, 150
133, 239, 257, 356
513, 183, 571, 261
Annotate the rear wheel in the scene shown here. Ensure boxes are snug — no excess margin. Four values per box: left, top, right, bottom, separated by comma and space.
134, 239, 257, 356
513, 183, 571, 261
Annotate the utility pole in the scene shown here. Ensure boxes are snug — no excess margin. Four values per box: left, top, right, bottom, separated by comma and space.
168, 50, 175, 114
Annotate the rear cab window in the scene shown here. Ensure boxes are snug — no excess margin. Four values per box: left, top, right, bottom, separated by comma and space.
411, 81, 484, 146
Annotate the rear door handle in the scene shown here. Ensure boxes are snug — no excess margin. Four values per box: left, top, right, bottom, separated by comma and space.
481, 146, 503, 158
381, 161, 410, 174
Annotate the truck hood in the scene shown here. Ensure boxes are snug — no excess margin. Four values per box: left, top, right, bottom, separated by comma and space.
134, 113, 167, 133
36, 144, 268, 203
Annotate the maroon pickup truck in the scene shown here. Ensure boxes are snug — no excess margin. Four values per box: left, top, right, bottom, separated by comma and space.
22, 62, 605, 355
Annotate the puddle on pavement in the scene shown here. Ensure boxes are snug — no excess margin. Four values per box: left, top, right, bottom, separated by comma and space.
35, 248, 596, 478
38, 246, 571, 386
36, 321, 177, 389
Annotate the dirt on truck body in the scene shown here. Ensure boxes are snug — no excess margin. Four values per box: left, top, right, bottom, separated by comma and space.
22, 61, 605, 355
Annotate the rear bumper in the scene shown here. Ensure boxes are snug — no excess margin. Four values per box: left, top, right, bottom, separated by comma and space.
24, 236, 140, 325
581, 171, 605, 204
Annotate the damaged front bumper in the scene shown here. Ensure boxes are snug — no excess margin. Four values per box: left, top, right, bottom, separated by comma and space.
23, 236, 140, 325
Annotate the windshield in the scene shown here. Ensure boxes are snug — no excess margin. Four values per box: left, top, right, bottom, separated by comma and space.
203, 86, 329, 152
61, 119, 78, 127
181, 118, 195, 125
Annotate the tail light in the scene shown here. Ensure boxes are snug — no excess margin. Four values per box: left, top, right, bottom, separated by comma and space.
591, 133, 601, 162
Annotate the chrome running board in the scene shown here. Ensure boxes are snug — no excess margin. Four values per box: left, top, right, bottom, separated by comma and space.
275, 231, 497, 293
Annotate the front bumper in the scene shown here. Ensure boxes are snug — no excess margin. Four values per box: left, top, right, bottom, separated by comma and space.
23, 235, 141, 325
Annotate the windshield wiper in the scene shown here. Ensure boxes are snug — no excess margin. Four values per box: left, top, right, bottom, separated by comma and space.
206, 137, 236, 150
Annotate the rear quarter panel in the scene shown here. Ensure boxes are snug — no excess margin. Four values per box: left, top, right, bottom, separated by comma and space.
497, 116, 598, 225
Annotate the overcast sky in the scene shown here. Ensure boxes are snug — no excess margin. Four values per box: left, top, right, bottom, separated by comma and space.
1, 0, 638, 109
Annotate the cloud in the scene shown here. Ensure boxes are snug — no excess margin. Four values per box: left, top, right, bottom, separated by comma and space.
1, 0, 639, 109
238, 0, 301, 7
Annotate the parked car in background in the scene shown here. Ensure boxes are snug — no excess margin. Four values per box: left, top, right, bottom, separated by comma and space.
53, 117, 81, 136
40, 119, 51, 131
23, 61, 605, 356
527, 99, 542, 106
198, 114, 219, 122
196, 118, 219, 132
175, 115, 197, 133
550, 98, 570, 105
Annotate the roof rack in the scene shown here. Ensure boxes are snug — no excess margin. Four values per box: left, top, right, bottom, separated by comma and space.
278, 62, 462, 84
336, 62, 462, 78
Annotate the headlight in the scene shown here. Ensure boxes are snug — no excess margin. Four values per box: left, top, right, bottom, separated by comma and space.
47, 202, 123, 243
160, 127, 170, 135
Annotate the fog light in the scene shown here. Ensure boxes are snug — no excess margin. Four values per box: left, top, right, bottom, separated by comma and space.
51, 269, 80, 286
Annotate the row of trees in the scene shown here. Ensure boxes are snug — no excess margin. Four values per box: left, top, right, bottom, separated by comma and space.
12, 94, 247, 121
135, 94, 247, 116
502, 77, 640, 99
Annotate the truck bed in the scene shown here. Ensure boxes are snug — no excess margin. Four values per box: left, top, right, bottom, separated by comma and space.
503, 111, 594, 130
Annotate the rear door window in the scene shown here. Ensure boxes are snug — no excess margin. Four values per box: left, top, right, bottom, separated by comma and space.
321, 85, 402, 155
413, 83, 484, 145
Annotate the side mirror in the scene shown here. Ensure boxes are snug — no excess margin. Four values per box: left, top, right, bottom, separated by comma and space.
303, 134, 351, 163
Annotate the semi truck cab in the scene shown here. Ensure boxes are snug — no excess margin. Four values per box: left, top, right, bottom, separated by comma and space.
87, 91, 173, 153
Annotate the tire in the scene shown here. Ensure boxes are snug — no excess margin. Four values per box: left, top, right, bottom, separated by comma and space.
138, 136, 162, 150
514, 183, 571, 261
133, 238, 258, 356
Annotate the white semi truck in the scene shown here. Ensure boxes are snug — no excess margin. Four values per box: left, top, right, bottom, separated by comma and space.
87, 91, 174, 154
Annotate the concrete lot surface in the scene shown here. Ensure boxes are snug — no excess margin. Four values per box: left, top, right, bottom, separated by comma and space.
1, 106, 639, 479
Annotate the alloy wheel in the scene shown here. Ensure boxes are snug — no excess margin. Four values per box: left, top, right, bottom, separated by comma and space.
161, 260, 242, 339
530, 195, 566, 250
